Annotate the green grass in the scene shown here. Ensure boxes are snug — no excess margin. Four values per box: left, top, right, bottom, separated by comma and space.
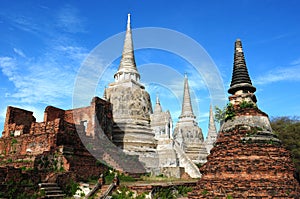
104, 172, 136, 184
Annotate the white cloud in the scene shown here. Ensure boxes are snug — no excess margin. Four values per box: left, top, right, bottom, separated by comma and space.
9, 65, 74, 104
254, 64, 300, 85
0, 57, 17, 78
8, 15, 41, 34
56, 45, 88, 62
13, 48, 26, 58
56, 4, 86, 33
291, 58, 300, 65
0, 4, 91, 129
0, 46, 90, 127
0, 44, 88, 107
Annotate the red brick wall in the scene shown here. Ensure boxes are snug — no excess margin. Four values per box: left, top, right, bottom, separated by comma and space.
3, 106, 36, 137
44, 106, 65, 122
0, 97, 112, 187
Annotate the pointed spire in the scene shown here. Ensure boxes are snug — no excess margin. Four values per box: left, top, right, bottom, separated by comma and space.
127, 13, 131, 29
156, 93, 160, 104
228, 39, 256, 95
207, 104, 217, 135
179, 74, 196, 119
204, 104, 218, 153
154, 93, 162, 113
114, 14, 140, 82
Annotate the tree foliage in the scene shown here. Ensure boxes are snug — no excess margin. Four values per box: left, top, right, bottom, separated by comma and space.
214, 106, 226, 124
214, 103, 235, 125
270, 116, 300, 182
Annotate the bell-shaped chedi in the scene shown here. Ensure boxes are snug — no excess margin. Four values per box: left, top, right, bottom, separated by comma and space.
105, 14, 158, 172
173, 74, 207, 164
189, 39, 300, 198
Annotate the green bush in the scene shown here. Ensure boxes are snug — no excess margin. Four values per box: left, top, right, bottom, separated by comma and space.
2, 179, 40, 199
63, 180, 79, 196
11, 139, 18, 144
225, 103, 235, 121
153, 187, 177, 199
227, 194, 233, 199
177, 186, 193, 196
96, 160, 103, 166
201, 189, 208, 195
239, 100, 255, 109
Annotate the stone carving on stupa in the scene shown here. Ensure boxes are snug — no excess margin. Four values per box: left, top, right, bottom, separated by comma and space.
173, 74, 207, 164
189, 39, 300, 198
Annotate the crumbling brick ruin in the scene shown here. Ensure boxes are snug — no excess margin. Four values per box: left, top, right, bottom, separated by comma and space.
0, 94, 148, 197
0, 97, 113, 182
189, 39, 300, 198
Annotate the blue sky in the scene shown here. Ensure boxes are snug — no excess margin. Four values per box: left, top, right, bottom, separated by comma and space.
0, 0, 300, 138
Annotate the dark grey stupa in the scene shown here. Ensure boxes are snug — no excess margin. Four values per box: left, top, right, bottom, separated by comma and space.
228, 39, 256, 95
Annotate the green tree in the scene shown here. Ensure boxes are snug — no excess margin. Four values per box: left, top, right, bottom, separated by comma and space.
214, 106, 226, 126
271, 116, 300, 182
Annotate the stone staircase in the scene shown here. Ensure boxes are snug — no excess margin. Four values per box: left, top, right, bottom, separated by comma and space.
98, 141, 146, 175
101, 148, 145, 174
102, 152, 124, 172
81, 128, 146, 175
38, 183, 65, 198
173, 141, 201, 178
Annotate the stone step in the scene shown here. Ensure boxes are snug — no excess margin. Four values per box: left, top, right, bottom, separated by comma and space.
40, 187, 61, 190
44, 190, 63, 194
39, 182, 65, 198
39, 183, 57, 187
92, 135, 146, 174
44, 194, 65, 198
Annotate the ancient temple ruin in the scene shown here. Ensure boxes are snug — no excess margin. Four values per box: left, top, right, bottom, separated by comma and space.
0, 14, 217, 181
104, 14, 209, 176
173, 75, 208, 164
189, 39, 300, 198
1, 13, 299, 198
0, 98, 113, 180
